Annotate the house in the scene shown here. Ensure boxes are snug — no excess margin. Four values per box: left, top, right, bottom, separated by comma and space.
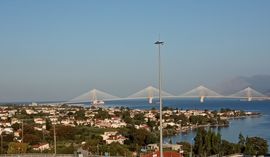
11, 118, 20, 124
34, 118, 45, 124
163, 144, 183, 152
1, 116, 8, 120
26, 109, 37, 115
147, 144, 159, 150
101, 131, 126, 144
34, 127, 43, 131
32, 143, 50, 151
141, 151, 183, 157
0, 110, 8, 116
14, 130, 20, 137
2, 127, 13, 134
0, 121, 11, 127
111, 122, 126, 128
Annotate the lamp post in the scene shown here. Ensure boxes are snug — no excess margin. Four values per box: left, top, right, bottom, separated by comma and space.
53, 109, 57, 155
0, 131, 2, 154
179, 120, 182, 134
21, 120, 24, 143
154, 40, 164, 157
190, 138, 194, 157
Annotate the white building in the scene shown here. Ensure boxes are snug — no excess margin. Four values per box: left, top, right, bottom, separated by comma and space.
32, 143, 50, 151
101, 131, 126, 144
34, 118, 45, 124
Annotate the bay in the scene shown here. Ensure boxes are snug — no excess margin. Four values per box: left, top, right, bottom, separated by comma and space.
102, 98, 270, 151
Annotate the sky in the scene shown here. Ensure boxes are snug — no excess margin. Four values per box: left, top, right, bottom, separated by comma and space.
0, 0, 270, 102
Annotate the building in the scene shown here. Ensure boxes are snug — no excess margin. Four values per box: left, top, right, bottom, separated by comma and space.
141, 151, 183, 157
101, 131, 126, 144
32, 143, 50, 151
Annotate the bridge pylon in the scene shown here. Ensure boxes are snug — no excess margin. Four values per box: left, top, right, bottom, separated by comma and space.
67, 89, 120, 104
229, 87, 266, 101
180, 85, 222, 103
127, 86, 173, 103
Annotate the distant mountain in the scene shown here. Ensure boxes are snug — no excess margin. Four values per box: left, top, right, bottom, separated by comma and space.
214, 75, 270, 96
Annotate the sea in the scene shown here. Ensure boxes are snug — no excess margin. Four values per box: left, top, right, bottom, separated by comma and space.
101, 98, 270, 151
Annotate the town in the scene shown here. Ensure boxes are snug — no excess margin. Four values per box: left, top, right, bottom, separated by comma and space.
0, 103, 260, 156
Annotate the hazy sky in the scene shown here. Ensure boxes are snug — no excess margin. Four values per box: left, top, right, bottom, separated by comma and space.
1, 1, 270, 102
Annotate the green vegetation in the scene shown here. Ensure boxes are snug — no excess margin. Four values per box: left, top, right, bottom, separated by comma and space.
0, 105, 266, 156
94, 108, 111, 120
7, 142, 28, 154
177, 141, 191, 157
244, 136, 268, 155
193, 128, 268, 156
120, 126, 158, 152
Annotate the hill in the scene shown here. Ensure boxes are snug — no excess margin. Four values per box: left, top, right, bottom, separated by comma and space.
215, 75, 270, 96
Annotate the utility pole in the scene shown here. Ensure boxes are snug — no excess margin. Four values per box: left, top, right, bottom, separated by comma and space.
54, 118, 56, 155
97, 144, 99, 156
0, 132, 2, 154
21, 120, 24, 143
53, 108, 57, 155
190, 138, 193, 157
155, 39, 164, 157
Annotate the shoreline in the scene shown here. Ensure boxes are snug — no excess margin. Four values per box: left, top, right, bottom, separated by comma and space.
164, 113, 261, 137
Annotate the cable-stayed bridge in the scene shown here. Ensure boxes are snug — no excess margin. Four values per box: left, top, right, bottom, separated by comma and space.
65, 85, 270, 104
68, 89, 120, 103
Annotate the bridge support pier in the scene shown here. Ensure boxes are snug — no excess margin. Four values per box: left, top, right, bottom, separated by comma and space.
148, 97, 153, 104
200, 96, 205, 103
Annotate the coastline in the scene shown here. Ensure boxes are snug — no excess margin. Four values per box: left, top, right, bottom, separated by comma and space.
164, 113, 261, 137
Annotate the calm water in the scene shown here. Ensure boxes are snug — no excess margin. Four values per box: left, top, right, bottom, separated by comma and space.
101, 98, 270, 150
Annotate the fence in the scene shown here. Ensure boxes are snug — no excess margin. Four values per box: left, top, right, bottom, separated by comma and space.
0, 154, 75, 157
0, 154, 128, 157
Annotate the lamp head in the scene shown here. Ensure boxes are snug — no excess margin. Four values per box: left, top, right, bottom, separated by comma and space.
154, 41, 164, 45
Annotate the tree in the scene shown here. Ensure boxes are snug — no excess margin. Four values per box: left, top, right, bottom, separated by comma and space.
45, 118, 52, 130
204, 130, 212, 156
193, 129, 268, 156
220, 140, 240, 156
145, 132, 158, 144
57, 143, 74, 154
147, 119, 157, 131
189, 115, 208, 125
107, 143, 131, 156
75, 109, 85, 120
211, 132, 221, 155
122, 110, 132, 124
244, 137, 268, 155
21, 109, 27, 115
23, 134, 41, 145
177, 142, 191, 157
52, 125, 76, 140
133, 113, 145, 125
11, 123, 20, 131
2, 134, 14, 143
193, 128, 206, 156
94, 108, 111, 120
238, 133, 245, 152
194, 129, 223, 156
83, 138, 102, 154
172, 113, 189, 125
22, 124, 35, 134
7, 142, 28, 154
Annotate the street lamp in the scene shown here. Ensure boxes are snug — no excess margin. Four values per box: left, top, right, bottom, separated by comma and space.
190, 138, 194, 157
0, 131, 3, 154
154, 40, 164, 157
53, 109, 57, 155
179, 120, 182, 134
